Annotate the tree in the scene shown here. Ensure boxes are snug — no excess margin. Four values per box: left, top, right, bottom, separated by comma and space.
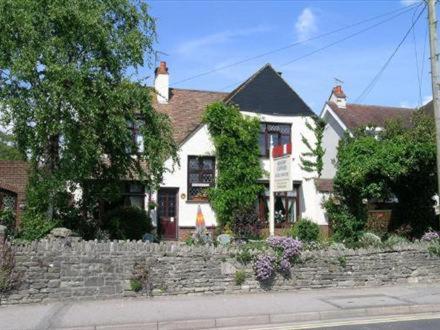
0, 1, 177, 225
203, 102, 263, 229
0, 131, 22, 160
300, 116, 326, 177
327, 112, 437, 240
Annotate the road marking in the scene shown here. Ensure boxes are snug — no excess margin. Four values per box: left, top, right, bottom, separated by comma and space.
247, 313, 440, 330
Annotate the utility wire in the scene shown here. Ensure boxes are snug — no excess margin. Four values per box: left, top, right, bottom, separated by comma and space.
412, 6, 423, 106
355, 4, 426, 103
219, 3, 422, 92
172, 2, 420, 87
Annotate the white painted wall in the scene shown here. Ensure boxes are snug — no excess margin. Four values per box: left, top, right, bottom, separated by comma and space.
159, 125, 217, 228
320, 105, 346, 179
154, 111, 329, 229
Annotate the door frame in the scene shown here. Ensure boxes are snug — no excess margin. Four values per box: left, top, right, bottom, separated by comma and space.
157, 187, 179, 240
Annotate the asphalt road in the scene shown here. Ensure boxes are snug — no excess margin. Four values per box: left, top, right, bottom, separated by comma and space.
323, 317, 440, 329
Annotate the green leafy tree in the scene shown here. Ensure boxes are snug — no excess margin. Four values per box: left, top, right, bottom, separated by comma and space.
0, 0, 177, 230
327, 112, 437, 240
0, 131, 22, 160
203, 102, 263, 229
300, 116, 326, 177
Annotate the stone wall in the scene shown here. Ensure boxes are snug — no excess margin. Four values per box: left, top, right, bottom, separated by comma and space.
2, 237, 440, 305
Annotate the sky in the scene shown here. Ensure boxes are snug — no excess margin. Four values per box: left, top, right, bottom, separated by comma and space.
134, 0, 434, 114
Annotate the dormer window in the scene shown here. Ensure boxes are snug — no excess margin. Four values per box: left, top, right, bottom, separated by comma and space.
259, 123, 291, 157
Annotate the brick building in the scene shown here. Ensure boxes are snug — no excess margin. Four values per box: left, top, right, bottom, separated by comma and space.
0, 160, 29, 225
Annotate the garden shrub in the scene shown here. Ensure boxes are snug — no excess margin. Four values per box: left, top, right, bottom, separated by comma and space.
19, 211, 59, 241
0, 209, 16, 237
234, 270, 246, 285
231, 207, 261, 239
358, 232, 382, 248
324, 199, 363, 244
131, 260, 154, 296
428, 241, 440, 257
384, 234, 409, 247
103, 206, 152, 240
0, 240, 20, 301
290, 218, 320, 242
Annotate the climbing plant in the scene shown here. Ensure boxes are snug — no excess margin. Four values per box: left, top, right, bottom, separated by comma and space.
203, 102, 263, 229
300, 116, 326, 177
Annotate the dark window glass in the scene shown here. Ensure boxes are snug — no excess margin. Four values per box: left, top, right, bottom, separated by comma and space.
188, 156, 215, 201
258, 123, 291, 157
122, 182, 145, 209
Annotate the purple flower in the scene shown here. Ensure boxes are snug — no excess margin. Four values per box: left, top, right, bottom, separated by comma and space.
278, 258, 291, 273
253, 255, 275, 281
266, 236, 302, 260
422, 230, 439, 242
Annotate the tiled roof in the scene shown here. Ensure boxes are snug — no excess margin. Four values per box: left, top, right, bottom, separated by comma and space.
327, 101, 414, 131
152, 88, 228, 144
314, 178, 334, 193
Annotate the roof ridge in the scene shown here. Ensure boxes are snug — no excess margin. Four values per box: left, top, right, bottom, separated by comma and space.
169, 87, 228, 94
347, 102, 415, 111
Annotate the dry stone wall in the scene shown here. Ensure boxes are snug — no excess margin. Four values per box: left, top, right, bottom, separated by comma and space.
3, 237, 440, 305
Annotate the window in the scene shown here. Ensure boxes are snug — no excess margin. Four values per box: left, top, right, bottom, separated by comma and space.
187, 156, 215, 201
259, 123, 291, 157
122, 182, 145, 209
127, 120, 144, 154
257, 183, 300, 227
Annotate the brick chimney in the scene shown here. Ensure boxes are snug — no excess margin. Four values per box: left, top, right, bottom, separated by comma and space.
330, 85, 347, 109
154, 61, 169, 104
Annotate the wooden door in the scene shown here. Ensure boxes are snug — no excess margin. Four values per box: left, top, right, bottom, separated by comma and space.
158, 188, 178, 240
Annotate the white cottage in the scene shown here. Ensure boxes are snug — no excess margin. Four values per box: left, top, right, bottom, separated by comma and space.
140, 62, 328, 240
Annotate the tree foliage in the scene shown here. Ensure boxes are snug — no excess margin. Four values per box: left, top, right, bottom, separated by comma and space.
327, 112, 437, 240
0, 0, 177, 226
203, 102, 263, 228
300, 116, 326, 177
0, 131, 22, 160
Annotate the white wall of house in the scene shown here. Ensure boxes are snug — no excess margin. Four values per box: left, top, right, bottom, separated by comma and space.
154, 111, 329, 231
320, 105, 346, 179
159, 125, 217, 228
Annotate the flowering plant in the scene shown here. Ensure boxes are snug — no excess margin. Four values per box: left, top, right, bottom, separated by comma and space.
253, 236, 302, 281
274, 210, 285, 224
254, 255, 275, 281
422, 230, 439, 242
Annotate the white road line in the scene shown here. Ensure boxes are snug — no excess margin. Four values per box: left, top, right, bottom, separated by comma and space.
245, 313, 440, 330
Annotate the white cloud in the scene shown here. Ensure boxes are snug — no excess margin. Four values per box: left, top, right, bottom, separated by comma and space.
295, 8, 317, 42
176, 26, 272, 56
400, 0, 420, 6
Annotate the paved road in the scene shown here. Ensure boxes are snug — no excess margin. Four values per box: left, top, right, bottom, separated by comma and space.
323, 317, 440, 329
2, 284, 440, 329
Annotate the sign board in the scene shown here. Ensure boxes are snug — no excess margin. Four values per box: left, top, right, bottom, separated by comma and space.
273, 155, 292, 192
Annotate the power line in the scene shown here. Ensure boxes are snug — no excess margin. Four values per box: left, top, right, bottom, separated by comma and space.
355, 4, 426, 103
219, 3, 422, 92
412, 6, 423, 106
172, 2, 420, 86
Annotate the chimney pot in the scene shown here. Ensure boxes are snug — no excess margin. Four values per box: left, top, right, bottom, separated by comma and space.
330, 85, 347, 109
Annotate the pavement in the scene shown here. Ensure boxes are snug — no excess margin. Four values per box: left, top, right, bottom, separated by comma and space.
2, 284, 440, 329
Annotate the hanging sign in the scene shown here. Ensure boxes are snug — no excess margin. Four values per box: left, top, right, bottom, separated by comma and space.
272, 143, 292, 192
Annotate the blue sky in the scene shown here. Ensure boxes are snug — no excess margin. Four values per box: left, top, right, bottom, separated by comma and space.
138, 0, 433, 114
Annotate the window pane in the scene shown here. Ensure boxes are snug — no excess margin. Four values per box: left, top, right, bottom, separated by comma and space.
128, 196, 144, 209
279, 124, 290, 135
202, 158, 213, 170
280, 134, 290, 145
260, 123, 267, 132
259, 133, 266, 155
189, 173, 199, 183
136, 134, 144, 153
189, 157, 199, 170
269, 133, 279, 146
129, 183, 144, 193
